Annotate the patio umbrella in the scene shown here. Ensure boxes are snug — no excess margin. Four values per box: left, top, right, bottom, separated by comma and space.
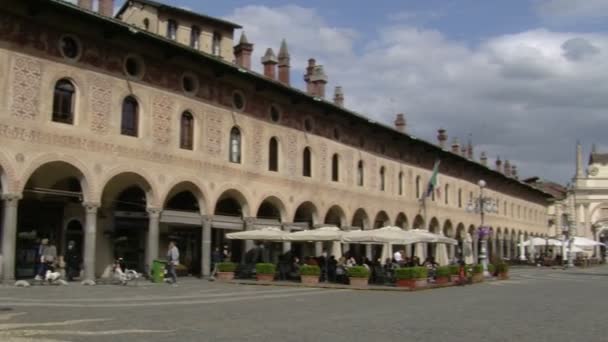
226, 226, 287, 241
408, 229, 458, 245
463, 232, 474, 264
341, 226, 422, 244
435, 243, 449, 266
380, 243, 392, 264
415, 243, 426, 261
284, 226, 344, 241
571, 237, 605, 247
519, 234, 526, 261
519, 237, 562, 247
330, 240, 342, 258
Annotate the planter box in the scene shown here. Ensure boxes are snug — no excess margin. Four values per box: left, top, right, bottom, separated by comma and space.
415, 279, 428, 288
349, 277, 368, 288
300, 275, 320, 285
435, 276, 449, 285
497, 272, 508, 280
396, 278, 426, 289
472, 273, 484, 283
256, 274, 274, 282
216, 272, 234, 281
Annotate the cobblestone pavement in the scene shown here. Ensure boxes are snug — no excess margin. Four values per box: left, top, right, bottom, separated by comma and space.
1, 266, 607, 342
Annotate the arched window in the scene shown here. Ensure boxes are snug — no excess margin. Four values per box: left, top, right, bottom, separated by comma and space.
379, 167, 386, 191
143, 18, 150, 30
167, 19, 177, 40
444, 184, 449, 205
415, 176, 421, 199
212, 32, 222, 56
331, 154, 339, 182
269, 137, 279, 171
52, 79, 75, 124
190, 26, 200, 49
180, 112, 194, 150
120, 96, 138, 136
303, 147, 311, 177
357, 161, 364, 186
458, 189, 462, 208
229, 127, 241, 163
398, 172, 404, 195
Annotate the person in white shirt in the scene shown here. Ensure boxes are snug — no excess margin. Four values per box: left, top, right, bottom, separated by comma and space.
393, 250, 403, 263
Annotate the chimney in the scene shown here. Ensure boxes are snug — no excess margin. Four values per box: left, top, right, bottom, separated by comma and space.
234, 32, 253, 69
495, 156, 503, 172
466, 138, 473, 159
437, 129, 447, 149
78, 0, 93, 10
277, 39, 290, 85
394, 114, 406, 133
480, 152, 488, 166
310, 65, 328, 98
504, 160, 511, 177
461, 146, 467, 157
304, 59, 316, 94
261, 48, 278, 79
511, 165, 518, 179
451, 138, 460, 154
99, 0, 115, 16
333, 86, 344, 107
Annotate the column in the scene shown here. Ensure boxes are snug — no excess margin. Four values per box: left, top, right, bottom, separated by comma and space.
473, 236, 479, 262
365, 245, 372, 260
82, 202, 99, 282
505, 239, 511, 260
282, 224, 291, 253
1, 194, 20, 284
315, 242, 323, 256
146, 208, 161, 275
201, 216, 212, 277
497, 239, 504, 261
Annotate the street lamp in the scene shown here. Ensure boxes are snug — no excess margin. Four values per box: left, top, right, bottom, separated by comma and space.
466, 179, 498, 277
561, 214, 575, 268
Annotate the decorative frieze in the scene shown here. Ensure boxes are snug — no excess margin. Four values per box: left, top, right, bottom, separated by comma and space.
286, 133, 298, 176
205, 110, 223, 157
88, 74, 112, 135
10, 55, 41, 120
152, 94, 174, 145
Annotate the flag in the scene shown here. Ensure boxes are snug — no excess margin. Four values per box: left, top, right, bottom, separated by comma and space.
425, 160, 440, 198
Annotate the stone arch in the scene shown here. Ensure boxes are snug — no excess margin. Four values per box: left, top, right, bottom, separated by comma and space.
324, 205, 347, 228
0, 151, 17, 194
395, 212, 408, 229
100, 171, 156, 211
352, 208, 371, 230
443, 219, 454, 237
293, 201, 319, 227
373, 210, 390, 228
413, 215, 425, 229
214, 188, 251, 218
456, 223, 466, 239
255, 195, 288, 222
428, 217, 440, 233
20, 154, 95, 203
99, 166, 158, 206
162, 179, 208, 215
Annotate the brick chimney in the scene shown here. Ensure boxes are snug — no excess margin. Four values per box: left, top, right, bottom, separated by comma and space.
504, 160, 511, 177
495, 156, 502, 172
99, 0, 115, 16
394, 114, 406, 133
261, 48, 277, 79
310, 65, 328, 98
480, 151, 488, 166
333, 86, 344, 107
511, 165, 518, 179
277, 39, 290, 85
304, 59, 316, 94
451, 138, 460, 154
78, 0, 93, 10
234, 32, 253, 69
437, 129, 447, 149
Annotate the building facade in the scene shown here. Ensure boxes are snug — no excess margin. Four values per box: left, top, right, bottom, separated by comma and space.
0, 0, 552, 283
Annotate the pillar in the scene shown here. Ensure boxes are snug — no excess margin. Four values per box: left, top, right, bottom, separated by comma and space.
315, 242, 323, 256
473, 236, 479, 262
83, 202, 99, 282
146, 208, 161, 274
505, 239, 511, 260
282, 225, 291, 253
497, 239, 504, 261
201, 216, 211, 277
1, 194, 20, 284
365, 245, 372, 260
519, 235, 526, 261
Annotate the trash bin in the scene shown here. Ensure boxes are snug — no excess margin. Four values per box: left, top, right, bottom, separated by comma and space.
152, 259, 167, 283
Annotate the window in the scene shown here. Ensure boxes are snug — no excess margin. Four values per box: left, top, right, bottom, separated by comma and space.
415, 176, 421, 199
232, 91, 245, 111
167, 19, 177, 40
303, 147, 312, 177
59, 35, 81, 60
212, 32, 222, 56
269, 137, 279, 171
124, 55, 144, 79
190, 26, 200, 49
331, 154, 339, 182
143, 18, 150, 30
379, 167, 386, 191
333, 127, 340, 140
458, 189, 462, 208
229, 127, 241, 163
444, 184, 449, 205
120, 96, 138, 137
181, 73, 199, 95
270, 105, 280, 122
357, 161, 364, 186
52, 79, 75, 124
304, 117, 313, 132
180, 112, 194, 150
398, 172, 404, 195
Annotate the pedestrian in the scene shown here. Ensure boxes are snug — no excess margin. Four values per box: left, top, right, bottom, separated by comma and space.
35, 239, 57, 280
65, 240, 80, 281
166, 241, 179, 285
209, 246, 222, 280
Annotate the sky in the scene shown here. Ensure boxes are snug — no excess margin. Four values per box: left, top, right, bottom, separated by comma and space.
114, 0, 608, 185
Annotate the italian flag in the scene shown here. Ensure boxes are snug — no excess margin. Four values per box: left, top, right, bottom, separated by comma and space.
425, 160, 440, 198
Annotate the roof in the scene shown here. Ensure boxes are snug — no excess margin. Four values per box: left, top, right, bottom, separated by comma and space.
115, 0, 242, 29
589, 153, 608, 165
39, 0, 552, 201
523, 178, 567, 200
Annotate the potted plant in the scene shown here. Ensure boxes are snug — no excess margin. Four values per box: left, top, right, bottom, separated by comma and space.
395, 267, 428, 289
255, 263, 276, 282
347, 266, 369, 288
449, 264, 460, 282
435, 266, 451, 285
216, 262, 237, 281
299, 265, 320, 285
487, 263, 496, 277
496, 263, 509, 280
472, 264, 484, 283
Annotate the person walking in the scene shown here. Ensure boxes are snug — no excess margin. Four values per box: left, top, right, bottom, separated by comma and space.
166, 241, 179, 285
209, 247, 222, 280
35, 239, 57, 280
65, 240, 80, 281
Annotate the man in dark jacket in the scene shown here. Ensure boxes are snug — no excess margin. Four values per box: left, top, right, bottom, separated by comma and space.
65, 240, 80, 281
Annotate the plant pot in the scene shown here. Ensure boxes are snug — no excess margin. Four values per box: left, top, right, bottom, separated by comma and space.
349, 277, 368, 288
300, 275, 319, 285
435, 276, 449, 285
472, 273, 484, 283
216, 272, 234, 281
396, 279, 416, 288
256, 274, 274, 282
415, 278, 428, 288
498, 272, 508, 280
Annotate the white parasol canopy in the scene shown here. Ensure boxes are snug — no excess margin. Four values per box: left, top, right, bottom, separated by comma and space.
226, 227, 287, 241
435, 243, 449, 266
380, 243, 392, 264
571, 236, 606, 247
341, 226, 423, 244
519, 237, 563, 247
330, 240, 342, 257
283, 226, 344, 241
408, 229, 458, 245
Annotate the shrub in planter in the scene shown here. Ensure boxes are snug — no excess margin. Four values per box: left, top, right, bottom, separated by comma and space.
496, 263, 509, 279
435, 266, 451, 284
216, 262, 237, 281
487, 263, 496, 276
347, 266, 370, 287
395, 267, 427, 289
299, 265, 320, 285
449, 264, 461, 282
255, 263, 276, 282
472, 264, 484, 283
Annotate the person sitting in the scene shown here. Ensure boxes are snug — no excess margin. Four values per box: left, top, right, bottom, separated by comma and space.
423, 257, 438, 282
289, 256, 302, 280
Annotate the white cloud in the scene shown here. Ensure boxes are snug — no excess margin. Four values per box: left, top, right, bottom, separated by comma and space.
536, 0, 608, 20
226, 5, 608, 184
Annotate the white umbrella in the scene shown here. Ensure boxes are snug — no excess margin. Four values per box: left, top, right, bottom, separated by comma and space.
330, 240, 342, 258
226, 226, 287, 241
435, 243, 449, 266
571, 237, 605, 247
518, 234, 526, 261
380, 243, 392, 264
341, 226, 422, 244
284, 226, 344, 241
409, 229, 458, 245
519, 237, 562, 247
463, 233, 474, 264
415, 243, 426, 261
